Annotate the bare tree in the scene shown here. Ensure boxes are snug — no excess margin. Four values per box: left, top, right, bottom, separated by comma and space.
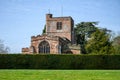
0, 39, 10, 54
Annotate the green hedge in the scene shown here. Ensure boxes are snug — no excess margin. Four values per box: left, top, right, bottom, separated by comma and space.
0, 54, 120, 69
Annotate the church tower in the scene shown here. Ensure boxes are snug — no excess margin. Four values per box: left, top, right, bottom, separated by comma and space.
46, 14, 75, 44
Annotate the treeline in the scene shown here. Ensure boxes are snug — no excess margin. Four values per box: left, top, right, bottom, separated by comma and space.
75, 22, 120, 54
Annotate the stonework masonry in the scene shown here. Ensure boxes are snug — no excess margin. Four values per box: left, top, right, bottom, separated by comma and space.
22, 14, 80, 54
46, 14, 75, 44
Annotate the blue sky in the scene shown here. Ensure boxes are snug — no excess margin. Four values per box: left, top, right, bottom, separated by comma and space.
0, 0, 120, 53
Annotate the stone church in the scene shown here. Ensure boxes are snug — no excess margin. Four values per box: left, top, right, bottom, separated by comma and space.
22, 14, 80, 54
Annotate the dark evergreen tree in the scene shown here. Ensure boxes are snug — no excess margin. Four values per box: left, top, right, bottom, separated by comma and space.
85, 28, 114, 54
112, 35, 120, 54
75, 22, 98, 54
42, 25, 46, 34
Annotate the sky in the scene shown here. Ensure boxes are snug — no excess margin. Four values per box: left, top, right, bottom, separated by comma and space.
0, 0, 120, 53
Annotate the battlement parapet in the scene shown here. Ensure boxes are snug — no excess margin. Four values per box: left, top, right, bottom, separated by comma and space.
22, 47, 29, 53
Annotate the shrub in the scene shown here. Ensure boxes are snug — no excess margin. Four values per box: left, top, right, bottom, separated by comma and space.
0, 54, 120, 69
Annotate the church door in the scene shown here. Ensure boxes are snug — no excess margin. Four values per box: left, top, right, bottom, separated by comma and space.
39, 41, 50, 53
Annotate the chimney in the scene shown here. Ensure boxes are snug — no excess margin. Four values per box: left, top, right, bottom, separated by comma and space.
46, 14, 52, 20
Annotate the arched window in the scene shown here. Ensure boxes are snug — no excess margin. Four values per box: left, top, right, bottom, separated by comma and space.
57, 45, 61, 54
39, 41, 50, 53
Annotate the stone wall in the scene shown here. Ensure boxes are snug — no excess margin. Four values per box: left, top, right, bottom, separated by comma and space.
22, 47, 30, 54
31, 34, 60, 54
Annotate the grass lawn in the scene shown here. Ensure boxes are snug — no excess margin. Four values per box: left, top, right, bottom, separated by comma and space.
0, 70, 120, 80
